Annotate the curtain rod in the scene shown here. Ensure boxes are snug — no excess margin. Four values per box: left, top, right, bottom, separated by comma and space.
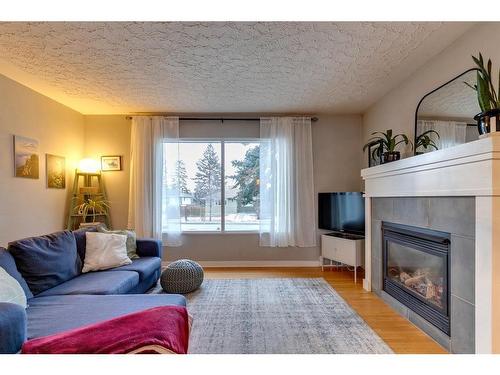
125, 116, 319, 122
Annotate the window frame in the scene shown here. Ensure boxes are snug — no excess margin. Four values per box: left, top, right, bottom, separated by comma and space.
168, 137, 261, 234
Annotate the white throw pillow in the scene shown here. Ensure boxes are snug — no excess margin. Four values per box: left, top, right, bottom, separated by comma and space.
82, 232, 132, 273
0, 266, 27, 308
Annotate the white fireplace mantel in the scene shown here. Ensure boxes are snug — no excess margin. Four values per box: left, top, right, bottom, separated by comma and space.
361, 134, 500, 354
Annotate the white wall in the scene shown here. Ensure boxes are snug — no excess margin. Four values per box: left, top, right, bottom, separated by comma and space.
0, 74, 85, 247
84, 114, 363, 263
84, 115, 131, 229
362, 23, 500, 166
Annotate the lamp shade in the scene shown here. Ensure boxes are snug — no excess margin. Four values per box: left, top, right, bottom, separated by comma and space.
78, 158, 100, 173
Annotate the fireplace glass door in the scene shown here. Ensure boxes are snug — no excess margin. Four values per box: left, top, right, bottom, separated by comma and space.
382, 222, 450, 335
386, 241, 446, 311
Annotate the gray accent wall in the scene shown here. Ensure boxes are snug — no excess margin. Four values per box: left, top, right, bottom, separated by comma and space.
371, 197, 475, 353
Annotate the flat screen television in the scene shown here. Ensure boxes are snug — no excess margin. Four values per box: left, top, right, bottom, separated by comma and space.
318, 192, 365, 234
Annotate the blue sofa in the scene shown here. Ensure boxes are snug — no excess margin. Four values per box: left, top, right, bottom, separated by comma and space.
0, 229, 185, 354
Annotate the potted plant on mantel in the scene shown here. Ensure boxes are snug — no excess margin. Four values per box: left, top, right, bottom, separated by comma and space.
465, 53, 500, 135
415, 129, 440, 155
363, 129, 412, 164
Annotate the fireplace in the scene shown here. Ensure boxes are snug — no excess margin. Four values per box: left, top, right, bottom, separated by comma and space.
382, 222, 450, 335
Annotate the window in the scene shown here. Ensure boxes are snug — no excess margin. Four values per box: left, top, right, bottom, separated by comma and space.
165, 139, 260, 232
224, 141, 260, 231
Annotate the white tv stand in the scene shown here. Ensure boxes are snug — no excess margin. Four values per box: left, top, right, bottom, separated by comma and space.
320, 232, 365, 283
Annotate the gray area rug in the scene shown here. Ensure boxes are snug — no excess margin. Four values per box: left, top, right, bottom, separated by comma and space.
152, 278, 392, 354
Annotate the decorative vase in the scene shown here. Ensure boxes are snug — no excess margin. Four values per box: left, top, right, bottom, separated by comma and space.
474, 108, 500, 135
382, 151, 400, 164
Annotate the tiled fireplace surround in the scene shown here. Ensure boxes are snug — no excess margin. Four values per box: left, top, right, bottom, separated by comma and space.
371, 197, 475, 353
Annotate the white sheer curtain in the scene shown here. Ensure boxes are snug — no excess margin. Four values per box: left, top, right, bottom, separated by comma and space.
127, 116, 182, 246
259, 117, 316, 247
417, 120, 467, 152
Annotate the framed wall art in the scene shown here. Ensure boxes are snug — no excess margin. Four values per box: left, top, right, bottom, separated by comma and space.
14, 135, 39, 179
101, 155, 122, 171
46, 154, 66, 189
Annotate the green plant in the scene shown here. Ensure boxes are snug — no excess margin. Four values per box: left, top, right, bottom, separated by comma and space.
363, 129, 412, 160
415, 130, 439, 152
74, 196, 110, 223
465, 53, 500, 112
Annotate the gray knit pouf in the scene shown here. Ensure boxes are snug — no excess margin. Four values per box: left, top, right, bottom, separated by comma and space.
161, 259, 204, 294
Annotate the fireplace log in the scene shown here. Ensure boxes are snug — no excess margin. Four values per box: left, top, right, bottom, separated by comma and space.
400, 272, 411, 282
404, 274, 426, 287
425, 281, 437, 300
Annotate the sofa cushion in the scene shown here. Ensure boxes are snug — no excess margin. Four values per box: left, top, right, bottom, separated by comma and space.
98, 227, 139, 259
82, 232, 131, 273
36, 270, 139, 297
8, 231, 81, 295
0, 248, 33, 299
128, 270, 161, 294
136, 238, 162, 258
108, 257, 161, 281
0, 302, 27, 354
72, 226, 99, 263
26, 294, 186, 339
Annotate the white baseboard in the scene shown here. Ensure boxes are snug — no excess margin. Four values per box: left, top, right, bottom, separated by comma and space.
162, 260, 320, 268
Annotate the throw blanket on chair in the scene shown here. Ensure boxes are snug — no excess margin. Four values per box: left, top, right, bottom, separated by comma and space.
22, 306, 190, 354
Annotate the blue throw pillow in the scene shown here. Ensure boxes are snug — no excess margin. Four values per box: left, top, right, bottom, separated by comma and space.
72, 226, 99, 264
8, 231, 81, 295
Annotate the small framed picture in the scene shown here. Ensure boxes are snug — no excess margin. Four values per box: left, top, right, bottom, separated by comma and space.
46, 154, 66, 189
101, 155, 122, 171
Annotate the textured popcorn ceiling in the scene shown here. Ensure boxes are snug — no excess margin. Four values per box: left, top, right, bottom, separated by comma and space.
0, 22, 474, 115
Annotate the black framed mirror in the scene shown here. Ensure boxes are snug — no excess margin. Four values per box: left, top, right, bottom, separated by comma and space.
414, 68, 480, 155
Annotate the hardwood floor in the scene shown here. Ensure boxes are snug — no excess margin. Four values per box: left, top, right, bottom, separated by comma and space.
203, 266, 448, 354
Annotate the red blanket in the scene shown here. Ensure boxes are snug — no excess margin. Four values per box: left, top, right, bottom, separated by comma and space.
22, 306, 190, 354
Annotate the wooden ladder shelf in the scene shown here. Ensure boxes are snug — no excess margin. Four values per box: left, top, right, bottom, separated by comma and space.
67, 171, 111, 230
